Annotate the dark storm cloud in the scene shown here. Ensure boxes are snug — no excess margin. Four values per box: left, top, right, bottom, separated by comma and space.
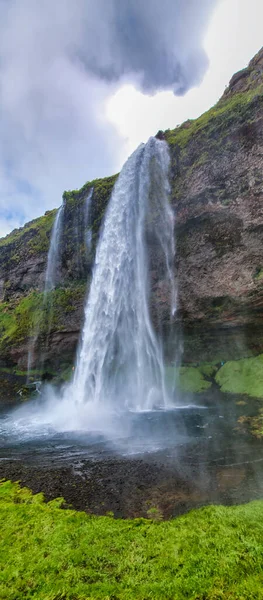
83, 0, 217, 94
0, 0, 217, 236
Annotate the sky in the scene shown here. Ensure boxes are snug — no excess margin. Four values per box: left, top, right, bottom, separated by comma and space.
0, 0, 262, 238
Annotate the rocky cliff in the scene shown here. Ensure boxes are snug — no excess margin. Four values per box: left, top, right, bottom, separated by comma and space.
1, 48, 263, 384
164, 47, 263, 362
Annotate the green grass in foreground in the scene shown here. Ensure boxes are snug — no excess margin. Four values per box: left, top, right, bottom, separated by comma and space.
1, 482, 263, 599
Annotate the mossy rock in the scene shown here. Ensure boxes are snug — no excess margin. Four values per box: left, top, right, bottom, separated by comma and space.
199, 364, 219, 378
166, 365, 212, 393
0, 209, 57, 253
0, 283, 87, 350
216, 354, 263, 397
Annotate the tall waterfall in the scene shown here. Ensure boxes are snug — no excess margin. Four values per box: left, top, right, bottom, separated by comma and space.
66, 137, 175, 411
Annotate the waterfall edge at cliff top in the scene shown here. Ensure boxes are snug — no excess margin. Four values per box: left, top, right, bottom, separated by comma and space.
62, 136, 176, 414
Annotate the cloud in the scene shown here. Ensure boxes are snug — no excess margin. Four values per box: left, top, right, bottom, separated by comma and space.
0, 0, 217, 237
83, 0, 218, 94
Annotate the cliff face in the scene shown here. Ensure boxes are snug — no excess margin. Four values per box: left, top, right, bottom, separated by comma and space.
164, 47, 263, 361
1, 48, 263, 376
0, 175, 117, 372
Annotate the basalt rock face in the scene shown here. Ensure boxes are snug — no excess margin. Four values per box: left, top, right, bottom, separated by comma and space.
163, 47, 263, 361
1, 49, 263, 375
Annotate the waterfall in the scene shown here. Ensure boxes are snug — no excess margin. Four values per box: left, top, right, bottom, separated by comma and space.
27, 205, 64, 380
85, 187, 94, 252
44, 205, 64, 293
65, 137, 175, 411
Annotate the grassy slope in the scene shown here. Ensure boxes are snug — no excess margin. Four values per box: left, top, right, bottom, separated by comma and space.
0, 209, 57, 251
0, 284, 86, 352
165, 84, 263, 150
1, 481, 263, 599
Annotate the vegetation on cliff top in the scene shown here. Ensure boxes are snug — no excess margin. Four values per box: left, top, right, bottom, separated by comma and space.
1, 480, 263, 599
63, 173, 117, 206
165, 83, 263, 150
0, 174, 117, 264
63, 173, 118, 236
0, 209, 57, 251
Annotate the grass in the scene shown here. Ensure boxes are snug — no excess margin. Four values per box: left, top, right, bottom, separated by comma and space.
63, 174, 118, 237
0, 283, 87, 349
0, 293, 43, 346
216, 354, 263, 397
1, 481, 263, 599
62, 173, 117, 206
165, 84, 263, 150
0, 210, 57, 250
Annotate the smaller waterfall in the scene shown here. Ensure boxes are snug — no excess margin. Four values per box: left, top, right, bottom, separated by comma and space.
27, 205, 64, 380
85, 188, 94, 252
44, 205, 64, 293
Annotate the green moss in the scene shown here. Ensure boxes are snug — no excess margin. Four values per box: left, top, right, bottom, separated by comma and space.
199, 363, 219, 378
254, 267, 263, 281
50, 283, 87, 322
63, 173, 117, 202
0, 283, 87, 349
0, 210, 57, 251
165, 85, 263, 150
238, 410, 263, 439
0, 304, 16, 341
1, 481, 263, 599
216, 354, 263, 397
63, 174, 118, 236
58, 364, 75, 382
166, 365, 212, 393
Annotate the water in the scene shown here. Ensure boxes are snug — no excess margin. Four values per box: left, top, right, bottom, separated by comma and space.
85, 187, 94, 251
44, 204, 64, 293
1, 391, 263, 518
27, 205, 64, 380
66, 137, 175, 411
